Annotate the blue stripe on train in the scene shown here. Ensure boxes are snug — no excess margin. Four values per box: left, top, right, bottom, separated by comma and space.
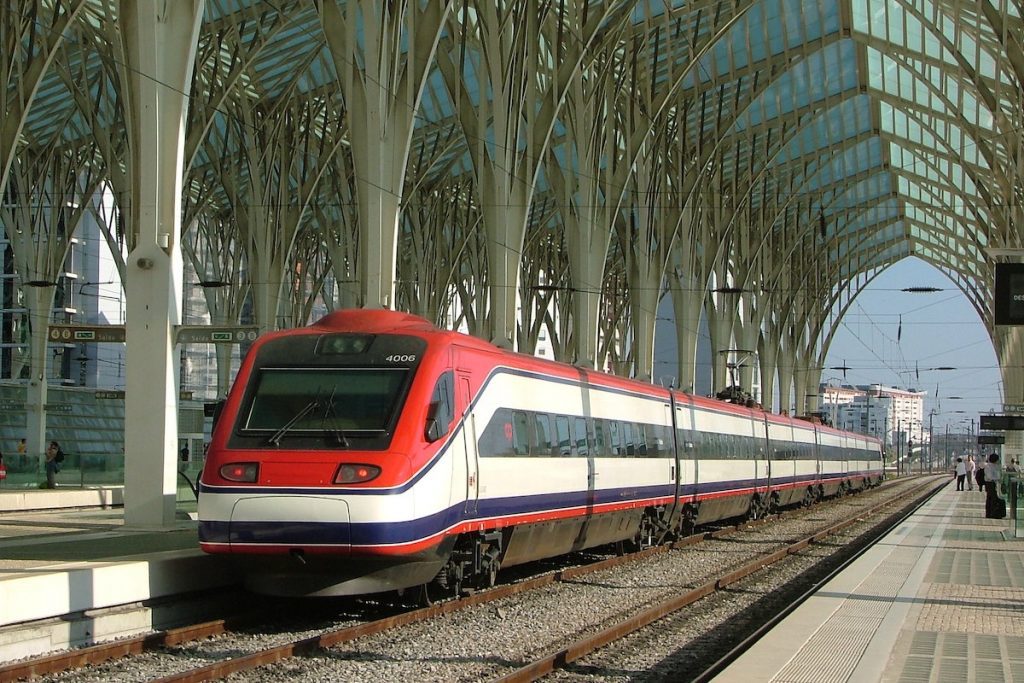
198, 472, 861, 546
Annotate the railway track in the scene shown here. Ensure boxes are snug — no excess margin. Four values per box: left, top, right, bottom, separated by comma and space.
0, 476, 944, 682
497, 476, 946, 682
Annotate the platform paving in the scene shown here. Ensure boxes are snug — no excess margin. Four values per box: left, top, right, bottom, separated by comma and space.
717, 482, 1024, 682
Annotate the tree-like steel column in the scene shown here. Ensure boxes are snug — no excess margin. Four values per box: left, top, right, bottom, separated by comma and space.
5, 145, 102, 471
318, 0, 452, 310
121, 0, 202, 527
0, 0, 88, 197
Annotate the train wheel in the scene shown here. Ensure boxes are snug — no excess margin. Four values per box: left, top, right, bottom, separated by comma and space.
485, 557, 500, 588
747, 494, 767, 520
679, 505, 698, 537
801, 487, 815, 507
418, 583, 436, 607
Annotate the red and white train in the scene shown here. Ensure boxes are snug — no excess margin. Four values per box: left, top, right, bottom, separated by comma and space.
198, 309, 883, 598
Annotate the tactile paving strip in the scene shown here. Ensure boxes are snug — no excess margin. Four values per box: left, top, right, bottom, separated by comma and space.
770, 548, 924, 682
928, 549, 1024, 589
897, 632, 1024, 682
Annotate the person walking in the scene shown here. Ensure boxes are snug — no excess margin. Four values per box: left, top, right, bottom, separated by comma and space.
984, 452, 1005, 519
966, 455, 976, 491
954, 457, 967, 491
44, 441, 63, 489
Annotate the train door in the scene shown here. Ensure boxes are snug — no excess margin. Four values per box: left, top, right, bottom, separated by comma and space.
755, 412, 771, 503
814, 425, 822, 485
761, 414, 773, 501
686, 402, 701, 507
458, 374, 479, 516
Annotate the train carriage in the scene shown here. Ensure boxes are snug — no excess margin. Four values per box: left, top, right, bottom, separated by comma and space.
198, 309, 883, 597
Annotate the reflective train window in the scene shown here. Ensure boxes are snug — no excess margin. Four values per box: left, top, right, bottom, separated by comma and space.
513, 411, 530, 455
534, 414, 555, 455
243, 367, 409, 434
478, 408, 516, 456
574, 418, 589, 456
556, 416, 572, 455
593, 420, 608, 454
426, 371, 455, 436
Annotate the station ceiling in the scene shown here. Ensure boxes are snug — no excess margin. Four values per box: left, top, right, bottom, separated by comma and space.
3, 0, 1021, 348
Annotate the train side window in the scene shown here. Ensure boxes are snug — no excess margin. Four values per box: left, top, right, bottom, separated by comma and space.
534, 413, 555, 456
623, 423, 635, 456
593, 419, 607, 455
688, 430, 702, 457
709, 433, 721, 458
609, 421, 622, 455
512, 411, 530, 456
478, 408, 515, 457
425, 371, 455, 442
574, 417, 589, 456
636, 424, 648, 456
556, 415, 572, 455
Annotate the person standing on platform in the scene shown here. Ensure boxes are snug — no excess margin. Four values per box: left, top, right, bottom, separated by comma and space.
976, 456, 987, 493
984, 452, 1005, 519
966, 455, 976, 491
44, 441, 63, 489
16, 438, 25, 469
955, 457, 967, 491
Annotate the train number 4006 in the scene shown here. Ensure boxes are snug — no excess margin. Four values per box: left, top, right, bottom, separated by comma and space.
385, 354, 417, 363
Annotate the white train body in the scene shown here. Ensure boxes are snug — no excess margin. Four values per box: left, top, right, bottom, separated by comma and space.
198, 310, 884, 596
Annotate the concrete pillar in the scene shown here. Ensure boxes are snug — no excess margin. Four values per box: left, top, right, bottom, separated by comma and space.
121, 0, 203, 527
23, 286, 53, 474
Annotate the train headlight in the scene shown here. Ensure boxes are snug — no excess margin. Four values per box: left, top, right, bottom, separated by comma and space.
220, 462, 259, 483
334, 464, 381, 484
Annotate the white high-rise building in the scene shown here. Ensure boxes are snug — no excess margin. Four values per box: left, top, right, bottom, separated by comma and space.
821, 383, 926, 449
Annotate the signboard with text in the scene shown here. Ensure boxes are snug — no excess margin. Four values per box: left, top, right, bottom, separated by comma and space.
48, 324, 126, 343
175, 325, 260, 344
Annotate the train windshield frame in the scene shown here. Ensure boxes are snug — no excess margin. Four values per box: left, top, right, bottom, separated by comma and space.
242, 367, 410, 436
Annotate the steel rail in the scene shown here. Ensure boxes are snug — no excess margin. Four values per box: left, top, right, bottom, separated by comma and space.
0, 616, 242, 681
491, 477, 946, 683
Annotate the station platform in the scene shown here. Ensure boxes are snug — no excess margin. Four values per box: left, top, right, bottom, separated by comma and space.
718, 481, 1024, 682
0, 487, 236, 661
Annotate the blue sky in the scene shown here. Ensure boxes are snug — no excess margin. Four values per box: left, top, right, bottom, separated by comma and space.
823, 257, 1002, 434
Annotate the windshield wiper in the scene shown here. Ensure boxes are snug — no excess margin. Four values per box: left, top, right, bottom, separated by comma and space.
321, 387, 350, 448
268, 398, 320, 446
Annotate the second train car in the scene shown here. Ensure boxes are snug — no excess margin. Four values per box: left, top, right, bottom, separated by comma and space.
198, 309, 883, 597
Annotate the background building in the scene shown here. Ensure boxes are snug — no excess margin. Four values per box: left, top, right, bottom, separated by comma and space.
822, 383, 926, 451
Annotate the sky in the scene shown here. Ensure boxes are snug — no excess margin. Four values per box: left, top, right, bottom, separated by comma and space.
823, 256, 1002, 435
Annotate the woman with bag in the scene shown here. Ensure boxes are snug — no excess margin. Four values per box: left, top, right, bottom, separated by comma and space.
984, 452, 1005, 519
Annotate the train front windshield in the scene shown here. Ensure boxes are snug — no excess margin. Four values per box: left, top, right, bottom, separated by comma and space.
244, 367, 410, 436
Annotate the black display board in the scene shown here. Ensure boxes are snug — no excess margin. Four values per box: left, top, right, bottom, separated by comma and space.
994, 263, 1024, 325
980, 415, 1024, 430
